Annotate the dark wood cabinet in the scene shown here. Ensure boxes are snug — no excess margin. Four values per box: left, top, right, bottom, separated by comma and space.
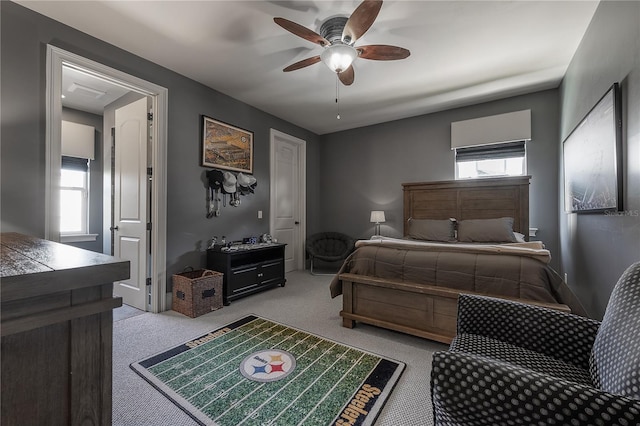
1, 233, 129, 426
207, 243, 286, 304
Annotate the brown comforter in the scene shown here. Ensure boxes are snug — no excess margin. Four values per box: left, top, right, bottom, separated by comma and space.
329, 238, 587, 316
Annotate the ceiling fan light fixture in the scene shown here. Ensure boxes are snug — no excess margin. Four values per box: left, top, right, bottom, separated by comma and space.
320, 43, 358, 73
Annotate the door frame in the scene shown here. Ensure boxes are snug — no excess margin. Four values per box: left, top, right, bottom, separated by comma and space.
269, 129, 306, 271
45, 45, 168, 313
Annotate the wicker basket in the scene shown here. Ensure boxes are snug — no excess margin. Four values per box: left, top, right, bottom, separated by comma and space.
172, 269, 223, 318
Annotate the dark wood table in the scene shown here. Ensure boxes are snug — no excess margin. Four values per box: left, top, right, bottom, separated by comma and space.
1, 233, 129, 426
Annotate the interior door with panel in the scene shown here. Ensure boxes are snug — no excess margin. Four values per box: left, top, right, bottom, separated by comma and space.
270, 129, 306, 272
113, 97, 150, 310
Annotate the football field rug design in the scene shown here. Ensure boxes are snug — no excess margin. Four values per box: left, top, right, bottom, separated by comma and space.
130, 315, 405, 426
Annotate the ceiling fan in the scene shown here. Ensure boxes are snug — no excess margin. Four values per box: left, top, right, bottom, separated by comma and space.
274, 0, 410, 86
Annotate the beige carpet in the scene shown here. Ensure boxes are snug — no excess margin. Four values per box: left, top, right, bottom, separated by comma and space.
113, 270, 447, 425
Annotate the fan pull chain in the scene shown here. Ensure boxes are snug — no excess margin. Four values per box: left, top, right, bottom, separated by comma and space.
335, 74, 341, 120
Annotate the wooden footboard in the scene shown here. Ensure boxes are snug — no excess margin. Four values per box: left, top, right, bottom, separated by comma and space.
339, 273, 570, 344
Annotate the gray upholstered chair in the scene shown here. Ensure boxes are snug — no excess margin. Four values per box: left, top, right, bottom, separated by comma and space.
305, 232, 355, 275
431, 261, 640, 425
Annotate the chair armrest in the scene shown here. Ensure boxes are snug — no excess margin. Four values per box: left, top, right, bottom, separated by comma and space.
457, 294, 600, 369
431, 351, 640, 426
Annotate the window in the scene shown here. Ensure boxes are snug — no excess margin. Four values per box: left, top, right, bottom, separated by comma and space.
60, 156, 89, 235
455, 141, 526, 179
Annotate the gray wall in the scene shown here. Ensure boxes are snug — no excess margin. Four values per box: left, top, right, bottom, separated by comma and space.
0, 1, 321, 282
320, 89, 562, 271
559, 1, 640, 319
61, 107, 104, 253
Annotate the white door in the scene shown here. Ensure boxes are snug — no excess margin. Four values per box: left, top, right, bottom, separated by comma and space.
270, 129, 306, 272
113, 97, 150, 310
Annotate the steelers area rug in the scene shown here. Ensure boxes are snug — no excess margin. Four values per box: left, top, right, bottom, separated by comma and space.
130, 315, 405, 426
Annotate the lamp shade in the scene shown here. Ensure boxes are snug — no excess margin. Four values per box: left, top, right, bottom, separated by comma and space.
321, 44, 358, 73
370, 210, 386, 223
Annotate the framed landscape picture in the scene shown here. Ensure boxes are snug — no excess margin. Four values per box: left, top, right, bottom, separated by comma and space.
201, 116, 253, 173
563, 83, 622, 213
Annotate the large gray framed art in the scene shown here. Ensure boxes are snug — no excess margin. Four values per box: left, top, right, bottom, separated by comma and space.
563, 82, 622, 213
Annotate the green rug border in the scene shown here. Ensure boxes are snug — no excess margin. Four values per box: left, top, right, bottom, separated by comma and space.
130, 314, 406, 426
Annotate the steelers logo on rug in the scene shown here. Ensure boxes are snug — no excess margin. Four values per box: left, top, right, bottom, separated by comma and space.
239, 349, 296, 383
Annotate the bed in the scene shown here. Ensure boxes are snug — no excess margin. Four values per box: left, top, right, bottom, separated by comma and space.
330, 176, 586, 344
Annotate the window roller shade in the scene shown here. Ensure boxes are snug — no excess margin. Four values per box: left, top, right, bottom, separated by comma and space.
61, 156, 89, 172
456, 141, 526, 162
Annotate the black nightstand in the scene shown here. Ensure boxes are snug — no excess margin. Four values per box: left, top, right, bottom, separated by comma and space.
206, 243, 286, 304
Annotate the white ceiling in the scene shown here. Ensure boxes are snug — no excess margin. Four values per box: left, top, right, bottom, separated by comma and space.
62, 66, 132, 114
17, 0, 599, 135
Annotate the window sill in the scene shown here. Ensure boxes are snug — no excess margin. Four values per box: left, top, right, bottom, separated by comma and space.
60, 233, 99, 243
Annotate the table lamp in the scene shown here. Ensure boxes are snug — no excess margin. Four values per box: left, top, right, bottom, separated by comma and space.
370, 210, 386, 236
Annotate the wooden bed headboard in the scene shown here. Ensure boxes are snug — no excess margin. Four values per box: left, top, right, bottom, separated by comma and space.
402, 176, 530, 239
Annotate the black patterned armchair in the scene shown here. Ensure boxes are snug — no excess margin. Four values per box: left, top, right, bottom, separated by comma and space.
431, 261, 640, 425
305, 232, 355, 275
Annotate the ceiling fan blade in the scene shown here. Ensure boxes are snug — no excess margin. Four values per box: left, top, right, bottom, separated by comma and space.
342, 0, 383, 44
283, 55, 321, 72
274, 17, 329, 47
357, 44, 410, 60
338, 66, 354, 86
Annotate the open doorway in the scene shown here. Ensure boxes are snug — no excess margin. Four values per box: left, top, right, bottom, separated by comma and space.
46, 45, 168, 313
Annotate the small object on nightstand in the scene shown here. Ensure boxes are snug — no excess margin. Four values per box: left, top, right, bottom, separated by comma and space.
208, 236, 217, 249
260, 233, 272, 243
